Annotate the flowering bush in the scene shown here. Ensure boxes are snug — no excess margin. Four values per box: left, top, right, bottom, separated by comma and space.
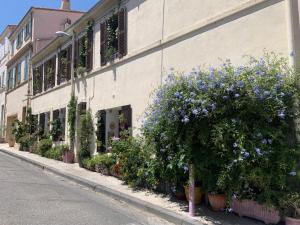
143, 53, 300, 205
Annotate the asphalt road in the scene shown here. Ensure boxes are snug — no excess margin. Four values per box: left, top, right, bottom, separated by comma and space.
0, 152, 174, 225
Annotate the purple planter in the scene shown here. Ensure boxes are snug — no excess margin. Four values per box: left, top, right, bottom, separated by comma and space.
231, 198, 281, 224
286, 217, 300, 225
63, 151, 74, 164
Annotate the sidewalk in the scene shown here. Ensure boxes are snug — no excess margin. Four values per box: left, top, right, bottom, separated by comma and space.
0, 143, 264, 225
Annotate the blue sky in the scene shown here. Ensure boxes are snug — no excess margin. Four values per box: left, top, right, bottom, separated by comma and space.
0, 0, 99, 32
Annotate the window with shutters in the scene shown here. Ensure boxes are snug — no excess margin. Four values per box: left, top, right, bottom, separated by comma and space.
15, 63, 21, 86
74, 20, 94, 75
100, 8, 127, 66
33, 65, 43, 95
16, 31, 23, 49
44, 56, 56, 91
58, 45, 72, 84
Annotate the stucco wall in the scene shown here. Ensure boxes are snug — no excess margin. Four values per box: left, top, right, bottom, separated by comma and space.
6, 83, 28, 120
30, 0, 290, 153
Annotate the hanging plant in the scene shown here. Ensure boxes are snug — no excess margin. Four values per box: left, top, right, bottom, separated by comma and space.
105, 14, 118, 61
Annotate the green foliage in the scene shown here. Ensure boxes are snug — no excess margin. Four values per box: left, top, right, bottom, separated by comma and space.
12, 120, 26, 143
111, 134, 159, 189
37, 138, 53, 157
50, 119, 62, 141
44, 146, 63, 161
92, 153, 115, 168
105, 14, 118, 60
78, 110, 94, 166
143, 53, 300, 206
67, 95, 77, 149
279, 192, 300, 218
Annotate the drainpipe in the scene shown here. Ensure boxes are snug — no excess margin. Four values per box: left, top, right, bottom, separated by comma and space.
286, 0, 300, 144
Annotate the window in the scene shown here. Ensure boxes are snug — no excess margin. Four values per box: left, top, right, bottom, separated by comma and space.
33, 65, 43, 95
58, 45, 72, 84
15, 63, 21, 85
24, 21, 32, 40
24, 55, 29, 81
100, 8, 127, 66
44, 56, 56, 91
7, 70, 12, 90
74, 20, 94, 74
52, 108, 66, 141
16, 31, 23, 48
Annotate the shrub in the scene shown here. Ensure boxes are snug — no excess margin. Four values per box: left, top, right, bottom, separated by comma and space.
92, 154, 115, 169
78, 110, 94, 166
143, 53, 300, 206
18, 134, 34, 151
38, 138, 53, 157
111, 136, 159, 189
44, 146, 63, 161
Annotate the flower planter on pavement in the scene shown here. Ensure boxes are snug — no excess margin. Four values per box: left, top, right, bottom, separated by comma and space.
286, 217, 300, 225
231, 198, 280, 224
208, 194, 226, 211
63, 151, 74, 164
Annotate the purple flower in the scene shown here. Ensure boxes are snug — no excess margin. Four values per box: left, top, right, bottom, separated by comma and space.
174, 91, 181, 98
234, 93, 240, 98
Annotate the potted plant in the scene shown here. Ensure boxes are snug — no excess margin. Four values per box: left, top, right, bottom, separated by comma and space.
184, 181, 203, 205
61, 145, 74, 164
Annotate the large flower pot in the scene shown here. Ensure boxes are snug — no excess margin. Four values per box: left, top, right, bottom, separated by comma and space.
184, 185, 202, 205
231, 198, 280, 224
63, 151, 74, 164
208, 193, 226, 211
286, 217, 300, 225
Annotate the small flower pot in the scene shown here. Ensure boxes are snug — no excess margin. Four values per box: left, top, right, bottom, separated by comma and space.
286, 217, 300, 225
231, 198, 280, 224
63, 151, 74, 164
184, 185, 202, 205
208, 193, 226, 211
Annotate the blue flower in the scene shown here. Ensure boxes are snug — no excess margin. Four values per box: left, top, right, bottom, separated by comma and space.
202, 109, 209, 116
182, 116, 189, 124
255, 148, 263, 156
289, 171, 297, 176
233, 143, 238, 148
174, 91, 181, 98
223, 96, 229, 100
262, 139, 267, 144
263, 91, 270, 96
243, 151, 250, 158
278, 111, 285, 119
183, 165, 189, 173
237, 80, 245, 88
192, 109, 199, 116
234, 93, 240, 98
267, 139, 273, 145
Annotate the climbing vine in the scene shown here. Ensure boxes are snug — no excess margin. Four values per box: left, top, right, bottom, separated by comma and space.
67, 94, 77, 150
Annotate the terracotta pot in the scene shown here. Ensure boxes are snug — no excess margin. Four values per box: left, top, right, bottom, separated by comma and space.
231, 198, 280, 224
8, 139, 14, 147
208, 194, 226, 211
184, 185, 202, 205
286, 217, 300, 225
63, 151, 74, 164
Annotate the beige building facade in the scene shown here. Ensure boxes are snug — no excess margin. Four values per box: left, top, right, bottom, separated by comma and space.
29, 0, 300, 155
0, 25, 16, 140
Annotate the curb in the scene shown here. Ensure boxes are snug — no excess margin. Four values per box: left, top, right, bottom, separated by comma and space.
0, 148, 201, 225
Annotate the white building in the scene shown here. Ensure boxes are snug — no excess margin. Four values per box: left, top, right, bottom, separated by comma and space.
29, 0, 300, 157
